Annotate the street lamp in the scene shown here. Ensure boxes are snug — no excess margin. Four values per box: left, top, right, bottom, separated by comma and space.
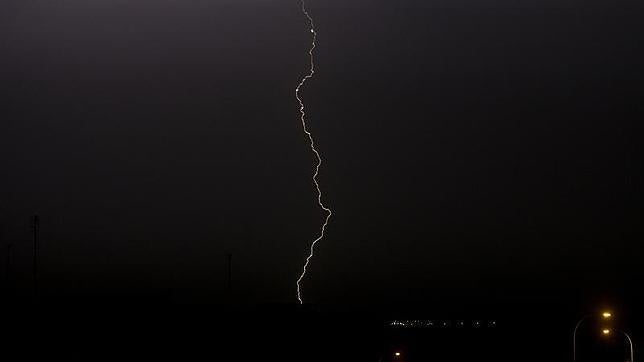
622, 330, 635, 362
574, 311, 613, 362
602, 328, 635, 362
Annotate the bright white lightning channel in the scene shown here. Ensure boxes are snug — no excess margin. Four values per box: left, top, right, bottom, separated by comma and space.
295, 0, 332, 305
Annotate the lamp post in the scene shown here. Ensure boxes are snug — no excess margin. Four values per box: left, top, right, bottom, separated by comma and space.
622, 330, 635, 362
601, 328, 634, 362
574, 311, 612, 362
616, 330, 634, 362
574, 315, 591, 362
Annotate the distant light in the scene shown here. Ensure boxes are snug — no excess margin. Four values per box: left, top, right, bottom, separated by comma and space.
394, 352, 401, 357
602, 329, 611, 335
602, 312, 612, 319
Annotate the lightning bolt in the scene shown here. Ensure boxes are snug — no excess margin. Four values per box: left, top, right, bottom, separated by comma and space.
295, 0, 332, 305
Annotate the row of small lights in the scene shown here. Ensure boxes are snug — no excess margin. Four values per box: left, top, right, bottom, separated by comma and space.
389, 319, 496, 328
389, 319, 495, 359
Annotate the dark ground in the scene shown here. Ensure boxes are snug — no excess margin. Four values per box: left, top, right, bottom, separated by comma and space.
2, 291, 640, 361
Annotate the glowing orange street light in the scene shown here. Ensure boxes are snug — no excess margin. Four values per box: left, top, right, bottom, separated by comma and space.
602, 329, 634, 362
574, 310, 615, 362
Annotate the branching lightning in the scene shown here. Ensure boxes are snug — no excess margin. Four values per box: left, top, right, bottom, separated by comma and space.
295, 0, 332, 305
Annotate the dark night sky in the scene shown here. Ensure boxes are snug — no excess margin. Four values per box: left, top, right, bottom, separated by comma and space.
1, 0, 643, 306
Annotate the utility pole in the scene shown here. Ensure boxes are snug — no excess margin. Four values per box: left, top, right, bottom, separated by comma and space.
226, 253, 232, 293
5, 243, 12, 285
32, 214, 39, 299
